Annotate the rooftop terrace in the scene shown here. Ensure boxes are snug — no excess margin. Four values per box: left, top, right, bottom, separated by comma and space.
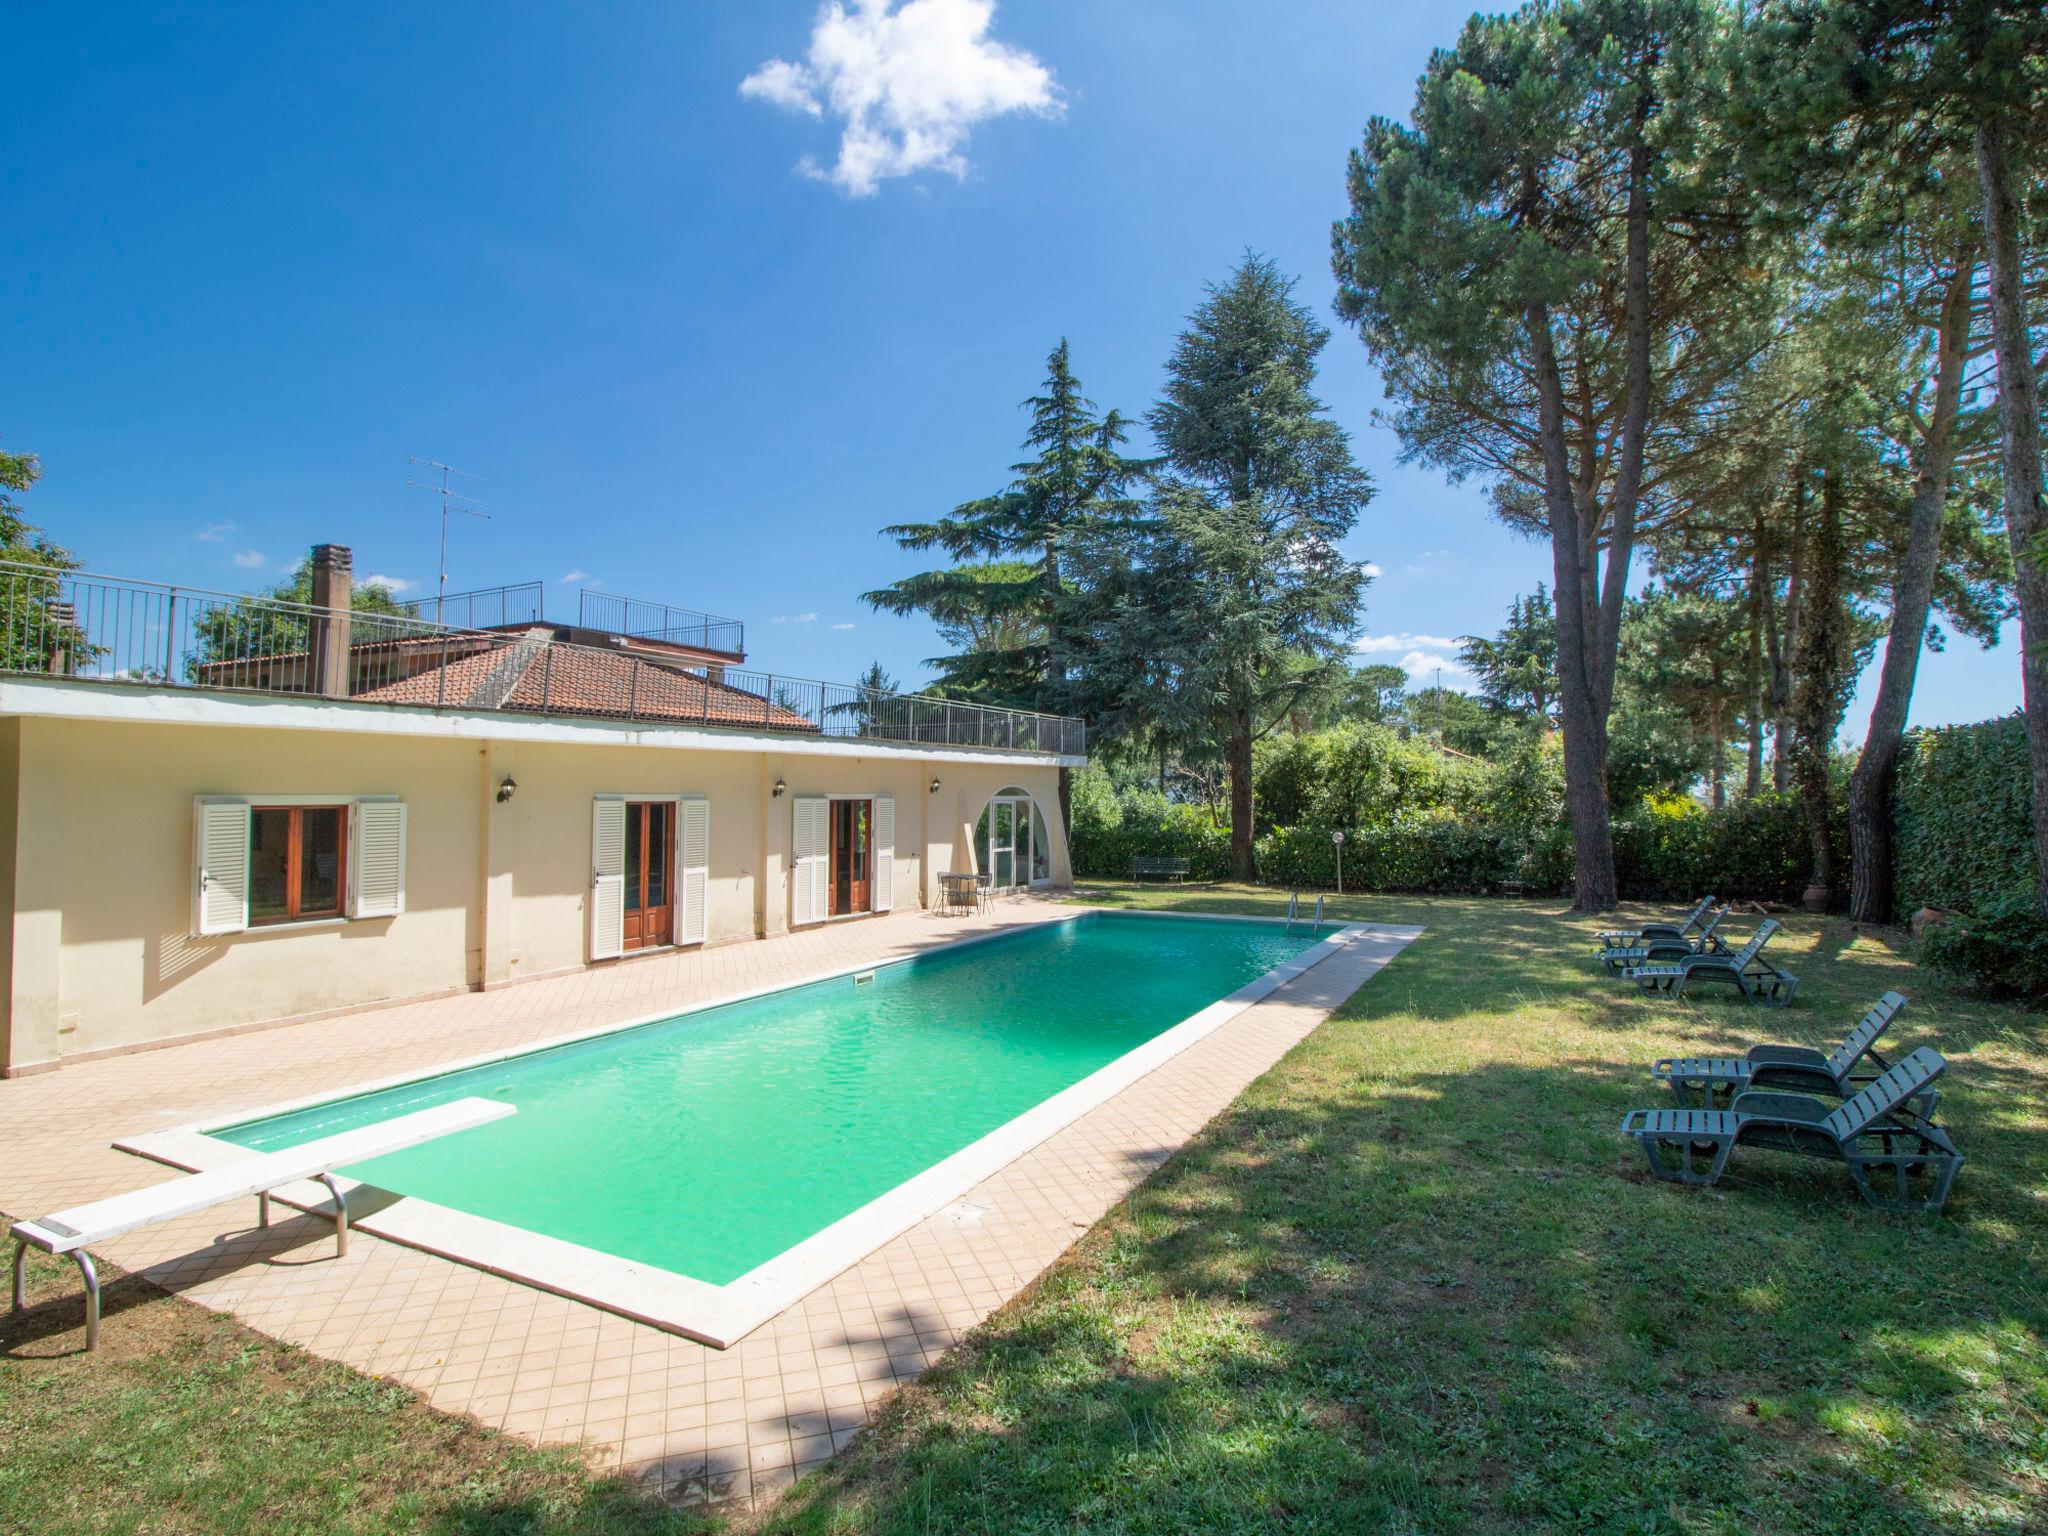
0, 557, 1085, 757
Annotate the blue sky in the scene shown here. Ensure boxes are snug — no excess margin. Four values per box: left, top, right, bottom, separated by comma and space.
3, 1, 2019, 737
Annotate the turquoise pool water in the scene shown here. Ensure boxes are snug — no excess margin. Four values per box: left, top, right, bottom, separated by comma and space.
219, 912, 1324, 1285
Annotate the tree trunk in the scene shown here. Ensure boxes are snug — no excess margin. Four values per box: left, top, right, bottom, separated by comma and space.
1792, 464, 1849, 900
1976, 116, 2048, 913
1745, 542, 1766, 797
1848, 253, 1974, 925
1527, 292, 1617, 910
1057, 766, 1072, 870
1592, 125, 1655, 722
1708, 690, 1727, 810
1768, 476, 1807, 792
1225, 724, 1257, 882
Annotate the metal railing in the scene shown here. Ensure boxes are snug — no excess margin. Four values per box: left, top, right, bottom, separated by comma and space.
0, 562, 1084, 756
577, 590, 745, 656
396, 581, 545, 631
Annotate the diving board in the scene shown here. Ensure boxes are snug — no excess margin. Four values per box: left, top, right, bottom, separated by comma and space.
10, 1096, 514, 1350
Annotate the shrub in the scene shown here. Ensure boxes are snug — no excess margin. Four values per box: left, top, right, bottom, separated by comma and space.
1067, 771, 1233, 882
1255, 820, 1521, 893
1254, 724, 1491, 832
1071, 747, 1829, 904
1920, 896, 2048, 1003
1895, 713, 2037, 917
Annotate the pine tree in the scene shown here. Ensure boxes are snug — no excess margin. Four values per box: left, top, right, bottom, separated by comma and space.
1461, 588, 1559, 725
1334, 0, 1777, 910
864, 341, 1143, 705
1077, 255, 1375, 881
865, 341, 1144, 829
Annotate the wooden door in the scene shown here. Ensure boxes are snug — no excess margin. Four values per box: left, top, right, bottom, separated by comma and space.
622, 800, 674, 950
829, 798, 872, 915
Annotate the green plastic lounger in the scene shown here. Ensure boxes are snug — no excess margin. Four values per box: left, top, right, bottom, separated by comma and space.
1595, 896, 1717, 951
1597, 904, 1728, 972
1652, 992, 1916, 1109
1620, 1047, 1962, 1212
1625, 918, 1798, 1005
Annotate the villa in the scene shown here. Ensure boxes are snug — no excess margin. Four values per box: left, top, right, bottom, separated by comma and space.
0, 545, 1082, 1076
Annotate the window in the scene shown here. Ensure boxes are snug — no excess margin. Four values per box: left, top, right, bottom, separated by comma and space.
194, 796, 406, 937
249, 805, 348, 924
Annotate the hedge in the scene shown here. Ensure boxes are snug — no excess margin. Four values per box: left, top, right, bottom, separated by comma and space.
1072, 769, 1828, 903
1895, 712, 2038, 916
1892, 714, 2046, 1002
1068, 775, 1234, 882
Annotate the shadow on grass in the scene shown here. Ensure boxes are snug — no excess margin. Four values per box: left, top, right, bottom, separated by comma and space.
759, 896, 2047, 1535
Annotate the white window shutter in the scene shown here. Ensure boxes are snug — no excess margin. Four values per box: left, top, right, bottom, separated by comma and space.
590, 796, 626, 960
872, 795, 895, 912
349, 799, 407, 918
791, 796, 826, 926
678, 796, 709, 945
193, 797, 251, 936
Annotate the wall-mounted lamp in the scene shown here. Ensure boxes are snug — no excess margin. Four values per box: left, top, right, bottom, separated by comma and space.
496, 775, 518, 803
929, 776, 942, 795
772, 777, 786, 798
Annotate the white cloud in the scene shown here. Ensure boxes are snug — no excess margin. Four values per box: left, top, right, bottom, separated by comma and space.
561, 569, 591, 584
832, 621, 856, 630
232, 549, 266, 568
1393, 651, 1473, 688
1354, 632, 1460, 655
741, 0, 1062, 197
1354, 632, 1474, 689
1361, 561, 1383, 579
794, 611, 820, 624
360, 573, 418, 594
741, 57, 822, 116
197, 521, 233, 542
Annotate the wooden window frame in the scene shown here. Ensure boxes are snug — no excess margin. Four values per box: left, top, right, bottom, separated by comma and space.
250, 803, 349, 926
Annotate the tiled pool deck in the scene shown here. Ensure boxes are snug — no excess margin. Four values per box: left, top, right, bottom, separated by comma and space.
1, 899, 1419, 1506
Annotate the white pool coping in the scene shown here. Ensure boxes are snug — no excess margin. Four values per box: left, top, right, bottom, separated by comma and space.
117, 909, 1383, 1348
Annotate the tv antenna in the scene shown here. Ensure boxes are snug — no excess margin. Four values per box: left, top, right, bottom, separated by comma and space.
405, 454, 488, 624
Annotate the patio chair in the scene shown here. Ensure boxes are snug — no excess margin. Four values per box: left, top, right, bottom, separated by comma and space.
1624, 918, 1798, 1006
1620, 1047, 1962, 1212
1652, 992, 1918, 1109
1594, 895, 1717, 950
1596, 904, 1728, 972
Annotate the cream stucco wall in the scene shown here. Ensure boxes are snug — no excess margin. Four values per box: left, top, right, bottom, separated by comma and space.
0, 711, 1069, 1072
3, 716, 481, 1068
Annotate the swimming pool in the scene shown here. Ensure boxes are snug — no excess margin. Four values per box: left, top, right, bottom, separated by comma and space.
134, 910, 1363, 1343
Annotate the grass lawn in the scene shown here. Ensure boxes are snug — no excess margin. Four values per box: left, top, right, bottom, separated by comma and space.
5, 887, 2044, 1533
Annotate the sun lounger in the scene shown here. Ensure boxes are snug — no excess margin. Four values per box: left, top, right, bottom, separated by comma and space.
1625, 918, 1798, 1005
1595, 895, 1717, 950
1597, 904, 1728, 971
10, 1096, 514, 1350
1621, 1047, 1960, 1212
1651, 992, 1915, 1108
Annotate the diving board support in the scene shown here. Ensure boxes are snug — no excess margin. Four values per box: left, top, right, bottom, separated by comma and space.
9, 1097, 510, 1350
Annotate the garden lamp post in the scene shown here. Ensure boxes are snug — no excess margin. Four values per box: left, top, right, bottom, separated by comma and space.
1332, 830, 1345, 897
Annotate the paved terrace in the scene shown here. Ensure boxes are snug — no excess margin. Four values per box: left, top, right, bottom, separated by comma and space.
0, 899, 1420, 1507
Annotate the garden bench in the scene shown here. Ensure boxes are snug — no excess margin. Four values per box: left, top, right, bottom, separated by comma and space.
10, 1097, 514, 1350
1130, 856, 1190, 883
1621, 1047, 1962, 1212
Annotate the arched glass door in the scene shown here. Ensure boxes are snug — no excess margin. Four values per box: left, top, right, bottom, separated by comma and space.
975, 789, 1050, 891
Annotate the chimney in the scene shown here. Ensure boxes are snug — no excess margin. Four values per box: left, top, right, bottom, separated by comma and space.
307, 543, 353, 698
43, 601, 76, 677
